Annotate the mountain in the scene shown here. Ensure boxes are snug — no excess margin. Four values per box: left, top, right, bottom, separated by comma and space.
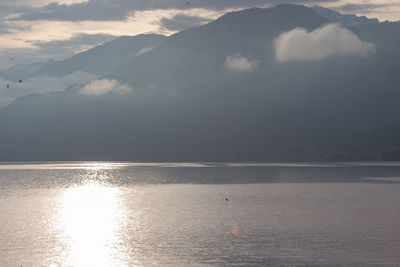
0, 34, 166, 107
0, 4, 400, 161
36, 34, 166, 77
0, 60, 51, 81
311, 6, 379, 27
0, 34, 166, 80
111, 4, 328, 94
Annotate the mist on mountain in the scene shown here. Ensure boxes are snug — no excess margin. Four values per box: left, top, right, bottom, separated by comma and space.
0, 34, 165, 107
0, 4, 399, 161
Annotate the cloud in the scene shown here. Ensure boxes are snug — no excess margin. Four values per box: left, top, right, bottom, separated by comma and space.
10, 0, 336, 22
0, 33, 117, 70
0, 71, 97, 107
0, 8, 221, 68
79, 79, 132, 96
14, 1, 125, 21
0, 22, 12, 34
336, 3, 391, 14
0, 0, 339, 24
274, 23, 375, 63
0, 4, 31, 17
4, 1, 400, 27
224, 53, 259, 72
11, 0, 272, 21
0, 5, 33, 34
136, 45, 155, 56
0, 0, 87, 7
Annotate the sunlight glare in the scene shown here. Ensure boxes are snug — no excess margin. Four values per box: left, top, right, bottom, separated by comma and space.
60, 184, 127, 266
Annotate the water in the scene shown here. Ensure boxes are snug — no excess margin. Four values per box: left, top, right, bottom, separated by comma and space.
1, 162, 400, 266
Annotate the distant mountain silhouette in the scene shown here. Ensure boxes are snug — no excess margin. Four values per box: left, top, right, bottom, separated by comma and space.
0, 34, 165, 80
0, 60, 51, 81
1, 4, 400, 161
111, 4, 327, 87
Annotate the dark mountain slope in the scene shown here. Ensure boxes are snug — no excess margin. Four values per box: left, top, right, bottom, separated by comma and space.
0, 5, 400, 161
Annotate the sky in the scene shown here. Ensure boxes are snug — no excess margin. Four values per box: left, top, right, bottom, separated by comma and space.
0, 0, 399, 70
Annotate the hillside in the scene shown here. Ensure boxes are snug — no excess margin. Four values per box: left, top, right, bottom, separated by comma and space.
0, 4, 399, 161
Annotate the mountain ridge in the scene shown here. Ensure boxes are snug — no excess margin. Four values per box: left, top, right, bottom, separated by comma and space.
311, 5, 379, 27
0, 4, 399, 161
0, 34, 166, 80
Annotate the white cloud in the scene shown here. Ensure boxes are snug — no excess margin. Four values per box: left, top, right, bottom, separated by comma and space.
0, 8, 222, 57
79, 78, 132, 96
224, 53, 259, 72
136, 45, 155, 56
0, 71, 97, 107
274, 23, 375, 63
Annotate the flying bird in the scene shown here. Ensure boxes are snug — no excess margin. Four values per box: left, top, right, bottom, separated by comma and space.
6, 84, 9, 89
9, 57, 15, 61
19, 80, 22, 83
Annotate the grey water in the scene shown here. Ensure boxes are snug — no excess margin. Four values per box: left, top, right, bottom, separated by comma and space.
1, 162, 400, 266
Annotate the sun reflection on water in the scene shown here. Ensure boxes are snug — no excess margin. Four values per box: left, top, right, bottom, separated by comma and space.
59, 183, 128, 266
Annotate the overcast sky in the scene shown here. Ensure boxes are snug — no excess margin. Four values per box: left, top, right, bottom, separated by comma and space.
0, 0, 399, 69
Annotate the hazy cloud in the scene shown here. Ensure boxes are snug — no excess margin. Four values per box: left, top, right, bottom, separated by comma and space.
0, 71, 97, 107
15, 1, 125, 21
224, 53, 259, 72
136, 45, 155, 56
0, 0, 342, 23
0, 0, 87, 7
274, 23, 375, 63
5, 1, 400, 24
80, 78, 132, 96
0, 4, 32, 34
13, 0, 269, 21
0, 22, 12, 34
0, 33, 117, 70
0, 4, 30, 17
11, 0, 339, 21
337, 3, 391, 14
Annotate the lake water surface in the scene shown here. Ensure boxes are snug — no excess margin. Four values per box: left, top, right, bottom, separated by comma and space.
1, 162, 400, 266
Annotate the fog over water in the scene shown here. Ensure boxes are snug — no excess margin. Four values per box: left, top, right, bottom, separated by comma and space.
1, 162, 400, 266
